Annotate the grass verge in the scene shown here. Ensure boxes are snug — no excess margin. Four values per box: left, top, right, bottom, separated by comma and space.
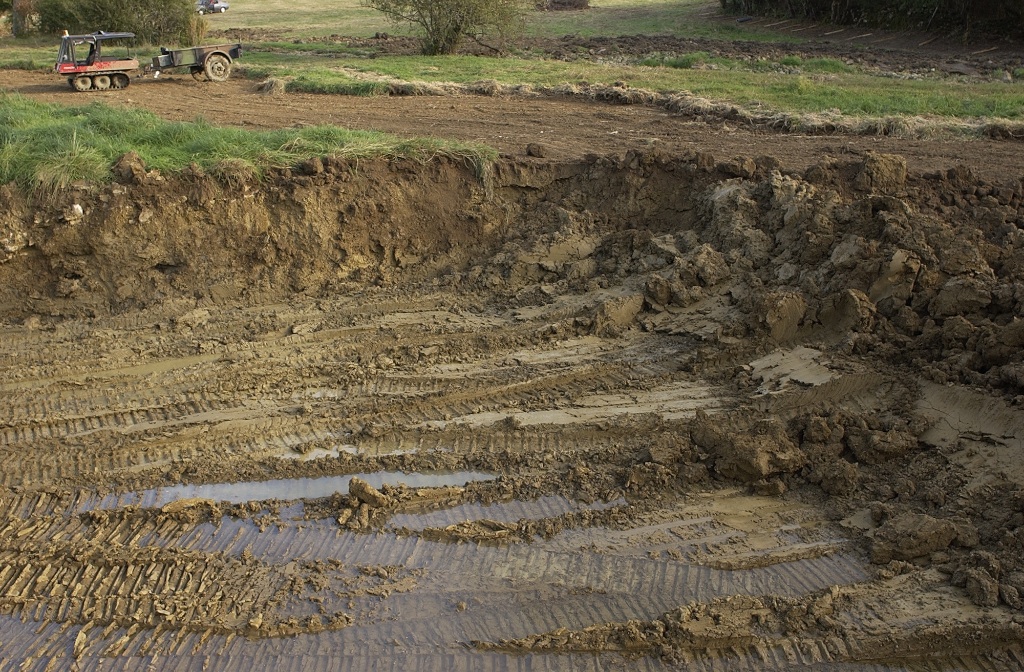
0, 94, 496, 190
237, 54, 1024, 121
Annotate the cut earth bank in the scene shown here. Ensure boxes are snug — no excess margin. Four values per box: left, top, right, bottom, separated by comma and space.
1, 102, 1024, 668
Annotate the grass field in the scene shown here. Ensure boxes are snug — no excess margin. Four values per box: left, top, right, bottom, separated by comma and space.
2, 0, 1022, 122
0, 0, 1021, 187
0, 94, 495, 189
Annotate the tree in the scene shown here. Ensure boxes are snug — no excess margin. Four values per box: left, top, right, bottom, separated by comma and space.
364, 0, 527, 55
8, 0, 37, 35
35, 0, 200, 43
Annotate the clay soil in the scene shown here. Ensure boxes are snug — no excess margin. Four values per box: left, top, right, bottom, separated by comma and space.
2, 29, 1024, 671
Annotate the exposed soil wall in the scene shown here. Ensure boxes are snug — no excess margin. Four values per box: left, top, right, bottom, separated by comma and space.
5, 149, 1024, 395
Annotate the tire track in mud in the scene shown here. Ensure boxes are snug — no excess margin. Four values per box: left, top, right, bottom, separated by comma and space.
0, 297, 713, 490
4, 219, 1024, 668
0, 423, 876, 667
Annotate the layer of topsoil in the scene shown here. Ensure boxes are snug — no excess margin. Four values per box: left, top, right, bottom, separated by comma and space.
1, 25, 1024, 672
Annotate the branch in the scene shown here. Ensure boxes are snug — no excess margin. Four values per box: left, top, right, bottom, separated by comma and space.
467, 32, 502, 54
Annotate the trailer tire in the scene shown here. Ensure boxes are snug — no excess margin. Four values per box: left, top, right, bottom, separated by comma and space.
72, 76, 92, 92
191, 67, 207, 82
112, 73, 130, 89
94, 75, 111, 90
203, 54, 231, 82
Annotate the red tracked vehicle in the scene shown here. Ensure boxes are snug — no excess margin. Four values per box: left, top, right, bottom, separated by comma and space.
55, 31, 243, 91
55, 31, 138, 91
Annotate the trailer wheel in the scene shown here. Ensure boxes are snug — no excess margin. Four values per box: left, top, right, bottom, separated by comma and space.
203, 54, 231, 82
191, 67, 207, 82
111, 73, 130, 89
93, 75, 111, 90
72, 76, 92, 92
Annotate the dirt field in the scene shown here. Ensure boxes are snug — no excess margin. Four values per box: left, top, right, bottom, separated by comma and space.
2, 29, 1024, 670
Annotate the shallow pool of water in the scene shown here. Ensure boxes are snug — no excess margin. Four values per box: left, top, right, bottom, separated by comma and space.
92, 470, 495, 509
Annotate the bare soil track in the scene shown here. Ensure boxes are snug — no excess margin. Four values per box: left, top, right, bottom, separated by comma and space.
1, 29, 1024, 671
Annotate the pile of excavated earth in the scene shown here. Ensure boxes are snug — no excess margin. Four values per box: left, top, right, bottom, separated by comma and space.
1, 28, 1024, 672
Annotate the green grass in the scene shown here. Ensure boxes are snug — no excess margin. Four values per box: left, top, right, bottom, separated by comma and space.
0, 0, 1020, 170
0, 94, 496, 190
227, 0, 1024, 121
522, 0, 794, 42
285, 68, 391, 95
236, 53, 1024, 120
637, 52, 851, 74
194, 0, 404, 38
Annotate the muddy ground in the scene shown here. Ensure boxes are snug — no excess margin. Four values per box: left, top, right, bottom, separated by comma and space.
1, 25, 1024, 671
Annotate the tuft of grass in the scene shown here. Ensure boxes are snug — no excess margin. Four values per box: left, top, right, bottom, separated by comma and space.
33, 130, 109, 190
286, 70, 390, 95
640, 51, 718, 69
257, 77, 288, 94
0, 59, 46, 71
640, 52, 853, 76
0, 93, 495, 190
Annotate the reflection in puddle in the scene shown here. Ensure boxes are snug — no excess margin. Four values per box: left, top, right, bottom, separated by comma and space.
92, 470, 495, 509
389, 495, 624, 531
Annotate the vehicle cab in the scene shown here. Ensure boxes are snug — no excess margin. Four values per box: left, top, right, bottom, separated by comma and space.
55, 31, 139, 76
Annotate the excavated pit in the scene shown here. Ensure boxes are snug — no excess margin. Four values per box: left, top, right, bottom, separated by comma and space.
1, 149, 1024, 670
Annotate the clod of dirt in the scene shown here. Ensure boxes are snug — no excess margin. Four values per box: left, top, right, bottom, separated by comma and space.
349, 477, 391, 508
870, 512, 958, 563
844, 427, 917, 465
691, 411, 805, 482
112, 151, 149, 184
853, 152, 907, 195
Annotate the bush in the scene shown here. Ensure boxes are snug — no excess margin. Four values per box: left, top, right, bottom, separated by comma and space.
719, 0, 1024, 39
363, 0, 528, 55
36, 0, 200, 44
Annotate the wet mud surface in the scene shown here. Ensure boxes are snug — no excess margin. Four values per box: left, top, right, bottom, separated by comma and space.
2, 27, 1024, 671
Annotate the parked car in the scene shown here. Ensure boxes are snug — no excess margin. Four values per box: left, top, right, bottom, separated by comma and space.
196, 0, 229, 14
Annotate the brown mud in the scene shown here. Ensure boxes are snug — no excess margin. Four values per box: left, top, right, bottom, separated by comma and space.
2, 28, 1024, 671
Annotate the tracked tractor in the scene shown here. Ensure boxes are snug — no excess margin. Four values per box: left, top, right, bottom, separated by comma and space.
55, 31, 243, 91
55, 31, 138, 91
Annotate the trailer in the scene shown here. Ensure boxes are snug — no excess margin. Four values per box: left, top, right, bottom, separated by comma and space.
151, 43, 243, 82
55, 31, 243, 91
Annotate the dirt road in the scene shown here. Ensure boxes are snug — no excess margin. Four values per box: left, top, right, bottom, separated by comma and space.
1, 47, 1024, 670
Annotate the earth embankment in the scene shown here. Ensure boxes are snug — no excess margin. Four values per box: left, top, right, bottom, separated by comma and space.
2, 144, 1024, 669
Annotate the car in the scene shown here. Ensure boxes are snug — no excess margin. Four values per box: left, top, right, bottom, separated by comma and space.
196, 0, 229, 14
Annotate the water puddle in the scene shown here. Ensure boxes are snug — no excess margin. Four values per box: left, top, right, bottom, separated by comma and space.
388, 495, 625, 531
90, 470, 495, 510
